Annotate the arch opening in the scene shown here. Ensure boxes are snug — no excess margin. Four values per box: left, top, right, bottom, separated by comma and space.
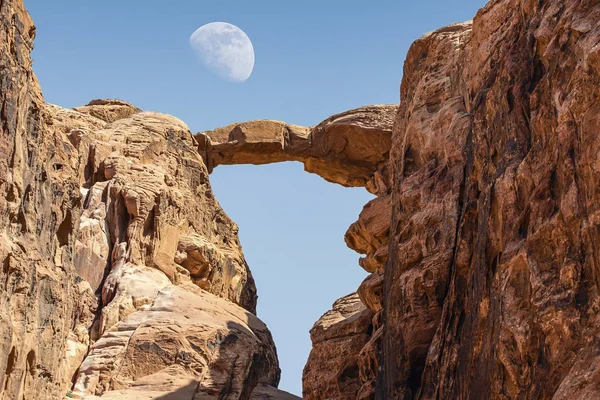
210, 162, 374, 395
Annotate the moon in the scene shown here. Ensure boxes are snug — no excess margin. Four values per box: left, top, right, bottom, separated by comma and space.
189, 22, 255, 83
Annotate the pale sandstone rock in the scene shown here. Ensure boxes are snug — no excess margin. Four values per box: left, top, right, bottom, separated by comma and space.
43, 106, 274, 398
58, 279, 98, 389
45, 106, 259, 314
75, 182, 111, 292
80, 381, 300, 400
0, 1, 85, 399
73, 284, 279, 399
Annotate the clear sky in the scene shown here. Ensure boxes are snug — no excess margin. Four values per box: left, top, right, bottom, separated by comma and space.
26, 0, 487, 395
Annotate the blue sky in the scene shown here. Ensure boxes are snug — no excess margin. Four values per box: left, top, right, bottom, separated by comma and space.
27, 0, 486, 395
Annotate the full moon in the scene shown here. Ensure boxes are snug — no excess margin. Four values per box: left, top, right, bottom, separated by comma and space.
189, 22, 255, 83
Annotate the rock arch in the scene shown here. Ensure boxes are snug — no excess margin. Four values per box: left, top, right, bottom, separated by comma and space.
197, 105, 396, 188
198, 105, 397, 399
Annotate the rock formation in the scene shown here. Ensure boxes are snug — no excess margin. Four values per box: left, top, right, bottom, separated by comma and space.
48, 102, 285, 398
201, 0, 600, 399
302, 294, 374, 400
0, 1, 290, 398
0, 1, 81, 398
197, 105, 396, 187
198, 103, 396, 400
382, 0, 600, 398
2, 0, 600, 399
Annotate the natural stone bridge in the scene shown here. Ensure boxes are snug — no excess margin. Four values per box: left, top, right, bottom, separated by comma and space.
19, 96, 396, 399
195, 105, 397, 398
196, 105, 397, 189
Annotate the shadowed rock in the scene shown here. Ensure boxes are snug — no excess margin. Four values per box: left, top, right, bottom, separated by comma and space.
303, 293, 374, 400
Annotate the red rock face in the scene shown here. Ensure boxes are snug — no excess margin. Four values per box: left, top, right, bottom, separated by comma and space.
382, 0, 600, 398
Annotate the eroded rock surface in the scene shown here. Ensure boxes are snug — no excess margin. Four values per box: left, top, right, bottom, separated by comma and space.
199, 1, 600, 399
73, 284, 278, 399
4, 0, 600, 399
0, 1, 284, 397
45, 104, 283, 399
74, 99, 142, 124
0, 1, 82, 398
382, 0, 600, 398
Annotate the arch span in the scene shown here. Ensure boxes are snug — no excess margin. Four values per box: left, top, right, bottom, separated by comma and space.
196, 105, 397, 188
198, 105, 396, 399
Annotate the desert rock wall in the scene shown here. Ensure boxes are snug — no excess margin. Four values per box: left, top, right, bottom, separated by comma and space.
383, 0, 600, 398
0, 1, 81, 398
0, 1, 288, 398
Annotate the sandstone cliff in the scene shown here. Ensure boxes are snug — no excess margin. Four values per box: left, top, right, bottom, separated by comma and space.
50, 102, 285, 399
0, 0, 288, 398
382, 1, 600, 398
0, 1, 81, 398
3, 0, 600, 399
201, 0, 600, 398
